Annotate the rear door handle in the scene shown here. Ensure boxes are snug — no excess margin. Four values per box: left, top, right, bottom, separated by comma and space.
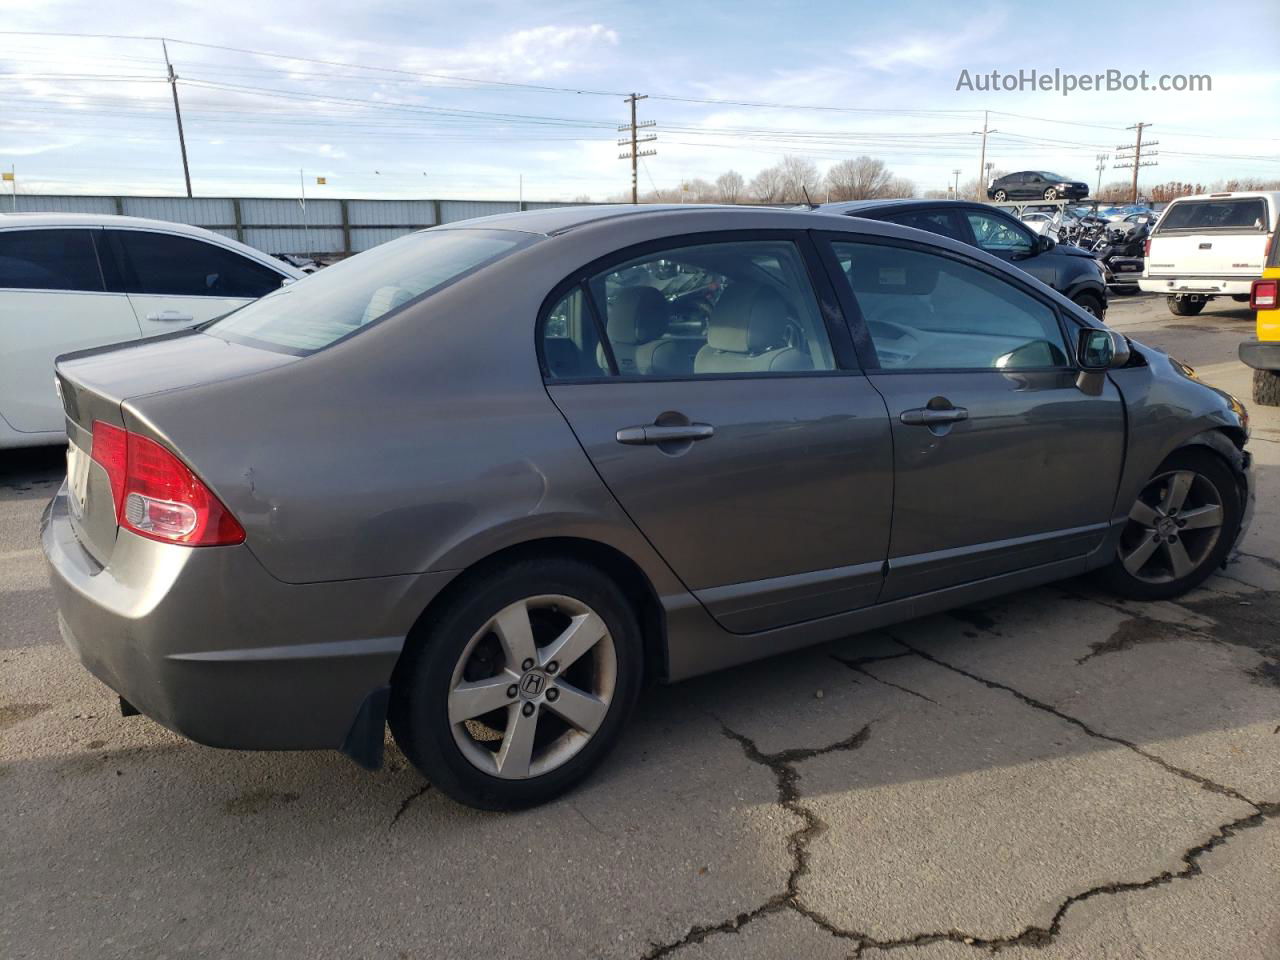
900, 406, 968, 426
145, 310, 195, 322
616, 423, 715, 445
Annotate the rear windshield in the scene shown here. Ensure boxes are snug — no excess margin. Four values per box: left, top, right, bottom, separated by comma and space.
209, 228, 530, 354
1157, 198, 1268, 233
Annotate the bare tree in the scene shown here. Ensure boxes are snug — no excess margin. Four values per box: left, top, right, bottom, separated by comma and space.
779, 155, 821, 202
715, 170, 745, 203
825, 156, 895, 201
749, 163, 788, 203
885, 176, 916, 198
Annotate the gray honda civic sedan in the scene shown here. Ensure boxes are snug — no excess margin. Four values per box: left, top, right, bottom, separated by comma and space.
43, 205, 1253, 809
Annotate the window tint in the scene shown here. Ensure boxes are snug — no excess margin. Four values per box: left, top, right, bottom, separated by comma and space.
112, 230, 285, 298
885, 210, 968, 243
1158, 199, 1267, 232
211, 228, 527, 354
553, 239, 835, 380
540, 286, 611, 380
965, 212, 1034, 257
831, 241, 1068, 371
0, 229, 103, 291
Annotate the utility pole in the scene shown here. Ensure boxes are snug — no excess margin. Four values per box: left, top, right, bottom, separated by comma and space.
1114, 123, 1158, 203
618, 94, 656, 204
1094, 153, 1109, 199
161, 39, 193, 198
972, 111, 998, 199
952, 168, 962, 199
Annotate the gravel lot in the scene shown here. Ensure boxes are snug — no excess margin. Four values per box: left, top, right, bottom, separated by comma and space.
2, 293, 1277, 959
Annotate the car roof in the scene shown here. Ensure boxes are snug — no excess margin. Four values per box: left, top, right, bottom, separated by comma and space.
432, 203, 849, 237
816, 198, 988, 217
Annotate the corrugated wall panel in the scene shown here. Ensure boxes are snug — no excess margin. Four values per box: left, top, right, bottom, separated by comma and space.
13, 195, 118, 214
439, 200, 519, 224
349, 227, 415, 252
121, 197, 234, 226
240, 198, 343, 226
347, 200, 436, 226
243, 227, 344, 255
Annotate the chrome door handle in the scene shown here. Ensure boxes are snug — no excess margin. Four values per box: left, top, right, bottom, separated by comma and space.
900, 406, 968, 426
616, 423, 715, 445
145, 310, 195, 322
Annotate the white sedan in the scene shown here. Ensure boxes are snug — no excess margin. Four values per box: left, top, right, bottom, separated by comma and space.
0, 213, 303, 448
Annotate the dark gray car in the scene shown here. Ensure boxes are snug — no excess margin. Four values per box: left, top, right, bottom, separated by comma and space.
819, 199, 1109, 318
42, 205, 1254, 809
987, 171, 1091, 202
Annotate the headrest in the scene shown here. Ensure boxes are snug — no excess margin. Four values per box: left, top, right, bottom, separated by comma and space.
845, 247, 939, 296
607, 286, 668, 345
706, 283, 788, 354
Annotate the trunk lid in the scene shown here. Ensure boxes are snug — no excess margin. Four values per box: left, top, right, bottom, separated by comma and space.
55, 331, 297, 565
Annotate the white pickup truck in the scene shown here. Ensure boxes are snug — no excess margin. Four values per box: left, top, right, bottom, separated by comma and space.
1140, 191, 1278, 316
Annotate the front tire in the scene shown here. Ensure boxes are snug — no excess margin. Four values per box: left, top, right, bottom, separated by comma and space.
1043, 187, 1058, 201
1072, 291, 1105, 319
389, 557, 643, 810
1096, 449, 1241, 601
1168, 295, 1205, 316
1253, 368, 1280, 407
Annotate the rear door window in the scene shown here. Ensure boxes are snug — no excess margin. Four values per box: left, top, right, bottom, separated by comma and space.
108, 230, 286, 298
0, 229, 104, 291
1158, 199, 1268, 233
211, 228, 530, 354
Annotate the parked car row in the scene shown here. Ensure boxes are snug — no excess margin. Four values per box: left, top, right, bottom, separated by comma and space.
38, 203, 1253, 809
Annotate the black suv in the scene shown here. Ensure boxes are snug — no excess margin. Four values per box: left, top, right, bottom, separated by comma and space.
818, 199, 1108, 317
987, 171, 1090, 202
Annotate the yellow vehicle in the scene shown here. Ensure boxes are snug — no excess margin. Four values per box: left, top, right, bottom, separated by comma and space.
1241, 237, 1280, 405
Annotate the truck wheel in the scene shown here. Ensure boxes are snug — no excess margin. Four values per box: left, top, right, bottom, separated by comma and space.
1167, 296, 1205, 317
1253, 369, 1280, 407
1232, 295, 1251, 303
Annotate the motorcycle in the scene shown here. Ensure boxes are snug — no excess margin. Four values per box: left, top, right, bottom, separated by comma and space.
1092, 217, 1153, 295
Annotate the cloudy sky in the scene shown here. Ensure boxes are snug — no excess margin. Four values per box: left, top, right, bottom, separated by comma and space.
1, 0, 1276, 201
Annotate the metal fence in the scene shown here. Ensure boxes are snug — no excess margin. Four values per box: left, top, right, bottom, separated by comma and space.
5, 195, 591, 256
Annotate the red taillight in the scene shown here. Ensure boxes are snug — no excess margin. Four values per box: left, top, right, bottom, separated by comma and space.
1143, 236, 1151, 258
89, 421, 245, 546
1251, 278, 1278, 311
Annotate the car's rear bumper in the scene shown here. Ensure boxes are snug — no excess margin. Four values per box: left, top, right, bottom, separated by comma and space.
41, 484, 451, 761
1139, 277, 1255, 296
1239, 340, 1280, 372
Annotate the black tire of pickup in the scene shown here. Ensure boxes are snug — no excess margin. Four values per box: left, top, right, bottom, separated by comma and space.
1254, 369, 1280, 407
1168, 296, 1206, 317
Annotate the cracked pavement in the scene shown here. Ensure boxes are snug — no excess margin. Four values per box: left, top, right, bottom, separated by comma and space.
3, 294, 1279, 958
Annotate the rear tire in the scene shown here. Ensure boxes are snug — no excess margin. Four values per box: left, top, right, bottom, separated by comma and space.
389, 557, 643, 810
1168, 295, 1205, 316
993, 189, 1008, 202
1253, 369, 1280, 407
1096, 448, 1241, 601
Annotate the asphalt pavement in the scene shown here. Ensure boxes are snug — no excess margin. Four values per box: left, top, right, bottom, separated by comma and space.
2, 292, 1277, 959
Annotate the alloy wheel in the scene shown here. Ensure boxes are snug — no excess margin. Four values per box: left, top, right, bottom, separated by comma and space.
447, 595, 617, 779
1118, 469, 1224, 583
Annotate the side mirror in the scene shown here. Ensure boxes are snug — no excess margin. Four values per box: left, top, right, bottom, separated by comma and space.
1036, 234, 1056, 254
1077, 328, 1130, 371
